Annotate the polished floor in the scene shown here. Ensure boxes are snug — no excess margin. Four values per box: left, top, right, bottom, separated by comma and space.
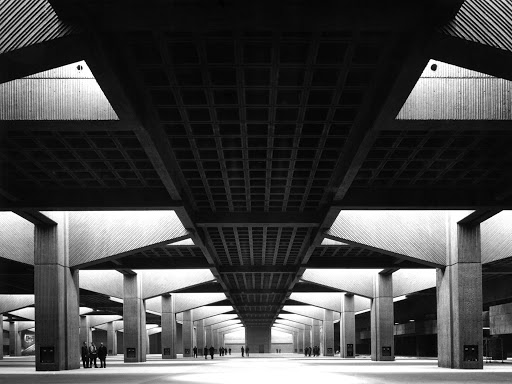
1, 354, 511, 384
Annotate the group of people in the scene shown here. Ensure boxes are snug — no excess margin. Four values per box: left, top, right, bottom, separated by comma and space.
81, 341, 108, 368
304, 346, 320, 357
240, 346, 249, 357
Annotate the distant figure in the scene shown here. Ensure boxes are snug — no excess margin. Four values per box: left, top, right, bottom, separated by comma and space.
98, 342, 107, 368
89, 342, 98, 368
246, 346, 250, 357
241, 346, 245, 357
193, 346, 198, 358
81, 341, 90, 368
209, 346, 214, 359
308, 346, 311, 357
220, 346, 223, 356
229, 348, 231, 355
204, 346, 208, 359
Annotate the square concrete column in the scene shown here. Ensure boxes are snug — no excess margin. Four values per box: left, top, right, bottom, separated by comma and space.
9, 322, 21, 356
212, 329, 219, 350
205, 325, 212, 348
298, 328, 304, 353
34, 212, 80, 371
312, 319, 321, 351
0, 317, 3, 360
304, 325, 311, 350
341, 294, 356, 358
437, 216, 483, 369
322, 309, 334, 356
123, 273, 146, 362
79, 316, 92, 348
182, 310, 193, 357
196, 319, 205, 355
245, 326, 271, 353
371, 273, 394, 361
161, 294, 176, 359
107, 322, 117, 356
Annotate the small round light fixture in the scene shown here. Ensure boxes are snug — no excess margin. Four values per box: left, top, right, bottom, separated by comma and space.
430, 63, 438, 72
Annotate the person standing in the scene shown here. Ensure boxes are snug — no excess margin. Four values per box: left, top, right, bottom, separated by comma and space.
89, 341, 98, 368
246, 346, 250, 357
229, 348, 231, 355
81, 341, 90, 368
241, 346, 244, 357
98, 342, 107, 368
204, 346, 208, 359
193, 346, 198, 358
209, 346, 214, 359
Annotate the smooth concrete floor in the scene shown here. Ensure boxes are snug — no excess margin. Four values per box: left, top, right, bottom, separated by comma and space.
1, 354, 512, 384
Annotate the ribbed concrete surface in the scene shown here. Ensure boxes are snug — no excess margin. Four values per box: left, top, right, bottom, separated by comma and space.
1, 355, 511, 383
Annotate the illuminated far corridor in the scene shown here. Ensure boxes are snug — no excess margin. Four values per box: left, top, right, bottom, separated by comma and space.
1, 355, 512, 384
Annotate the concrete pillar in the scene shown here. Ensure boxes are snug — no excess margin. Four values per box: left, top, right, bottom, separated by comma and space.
245, 326, 271, 353
205, 325, 212, 348
212, 329, 219, 351
182, 310, 193, 357
437, 216, 483, 369
196, 320, 205, 355
304, 325, 311, 351
0, 317, 3, 360
79, 316, 91, 348
323, 309, 334, 356
298, 328, 304, 353
292, 331, 298, 352
371, 273, 394, 361
161, 294, 176, 359
341, 294, 356, 358
312, 319, 321, 351
123, 274, 146, 362
107, 322, 117, 356
34, 212, 80, 371
9, 322, 21, 356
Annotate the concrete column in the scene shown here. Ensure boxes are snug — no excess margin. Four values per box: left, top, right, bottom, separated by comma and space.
161, 294, 176, 359
323, 309, 334, 356
304, 325, 311, 351
182, 310, 193, 357
298, 328, 304, 353
0, 316, 3, 360
107, 322, 117, 356
212, 329, 219, 350
245, 326, 271, 353
34, 212, 80, 371
371, 273, 394, 361
341, 294, 356, 358
79, 316, 91, 348
205, 325, 212, 348
196, 319, 205, 355
123, 274, 146, 362
292, 331, 298, 353
437, 216, 483, 369
9, 322, 21, 356
312, 319, 321, 351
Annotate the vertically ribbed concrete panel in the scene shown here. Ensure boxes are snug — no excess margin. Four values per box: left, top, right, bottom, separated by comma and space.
79, 270, 123, 298
140, 269, 215, 299
481, 211, 512, 264
0, 0, 76, 54
328, 211, 447, 266
439, 0, 512, 52
393, 269, 436, 297
69, 211, 188, 267
0, 61, 117, 120
300, 269, 376, 298
0, 295, 34, 314
0, 212, 34, 265
398, 60, 512, 120
289, 292, 342, 312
